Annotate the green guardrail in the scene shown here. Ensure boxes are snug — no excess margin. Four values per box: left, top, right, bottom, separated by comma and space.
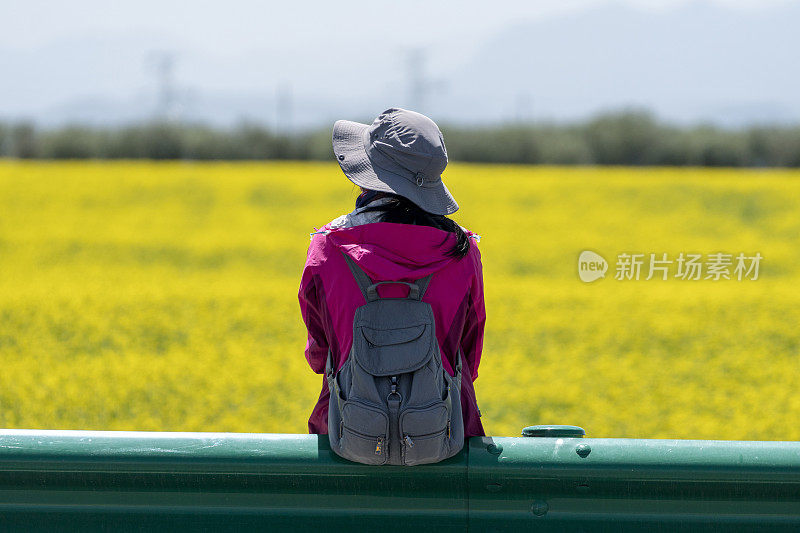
1, 427, 799, 531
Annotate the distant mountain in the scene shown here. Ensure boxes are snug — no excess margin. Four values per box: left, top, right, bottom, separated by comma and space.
432, 1, 800, 126
1, 1, 799, 128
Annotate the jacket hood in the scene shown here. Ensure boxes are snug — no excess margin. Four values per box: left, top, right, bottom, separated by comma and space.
324, 222, 460, 281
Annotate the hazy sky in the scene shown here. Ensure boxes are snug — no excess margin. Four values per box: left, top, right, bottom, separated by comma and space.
1, 0, 791, 52
1, 0, 796, 126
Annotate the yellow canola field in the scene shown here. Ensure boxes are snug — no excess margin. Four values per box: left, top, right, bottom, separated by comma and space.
1, 161, 798, 439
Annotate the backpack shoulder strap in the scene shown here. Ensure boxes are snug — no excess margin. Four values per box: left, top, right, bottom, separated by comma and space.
415, 274, 433, 299
341, 250, 435, 302
341, 251, 373, 302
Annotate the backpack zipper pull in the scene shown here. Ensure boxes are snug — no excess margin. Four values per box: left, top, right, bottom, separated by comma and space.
404, 435, 414, 448
375, 437, 384, 455
447, 420, 451, 439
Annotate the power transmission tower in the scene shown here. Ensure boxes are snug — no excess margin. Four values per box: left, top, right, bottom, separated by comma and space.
408, 48, 444, 113
148, 51, 178, 121
515, 92, 534, 124
276, 82, 293, 134
407, 49, 425, 111
406, 49, 447, 115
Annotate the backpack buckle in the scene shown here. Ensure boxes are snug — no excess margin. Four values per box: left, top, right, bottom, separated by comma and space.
388, 376, 402, 403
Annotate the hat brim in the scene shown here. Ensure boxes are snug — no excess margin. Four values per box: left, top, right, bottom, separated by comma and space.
332, 119, 459, 216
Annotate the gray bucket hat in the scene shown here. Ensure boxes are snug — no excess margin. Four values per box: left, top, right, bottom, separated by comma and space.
332, 108, 458, 215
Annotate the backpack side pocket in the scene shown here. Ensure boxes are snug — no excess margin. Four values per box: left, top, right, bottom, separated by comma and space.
339, 400, 389, 465
399, 402, 449, 466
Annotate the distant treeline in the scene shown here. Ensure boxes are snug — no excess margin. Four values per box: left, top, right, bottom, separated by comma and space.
1, 111, 799, 166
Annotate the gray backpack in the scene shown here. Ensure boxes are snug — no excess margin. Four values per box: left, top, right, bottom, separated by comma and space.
326, 252, 464, 466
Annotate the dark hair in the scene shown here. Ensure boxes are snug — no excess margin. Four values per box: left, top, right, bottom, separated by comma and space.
361, 193, 470, 258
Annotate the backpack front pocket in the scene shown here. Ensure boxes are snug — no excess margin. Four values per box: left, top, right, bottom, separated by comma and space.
354, 323, 434, 377
399, 402, 449, 466
340, 400, 389, 465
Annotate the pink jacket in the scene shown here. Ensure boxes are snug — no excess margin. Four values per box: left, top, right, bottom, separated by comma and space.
299, 219, 486, 437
